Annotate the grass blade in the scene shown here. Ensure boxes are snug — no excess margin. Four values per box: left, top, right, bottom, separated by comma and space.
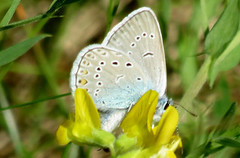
0, 14, 49, 31
214, 137, 240, 148
0, 34, 50, 67
0, 92, 70, 111
0, 0, 21, 26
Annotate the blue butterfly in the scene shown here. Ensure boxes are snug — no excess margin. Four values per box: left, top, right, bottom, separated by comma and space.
70, 7, 170, 132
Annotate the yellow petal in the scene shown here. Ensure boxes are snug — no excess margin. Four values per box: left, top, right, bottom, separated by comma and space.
150, 146, 177, 158
75, 88, 101, 128
72, 121, 91, 138
146, 91, 160, 133
56, 89, 115, 149
167, 135, 182, 152
167, 150, 177, 158
56, 120, 72, 145
120, 90, 158, 146
153, 106, 179, 146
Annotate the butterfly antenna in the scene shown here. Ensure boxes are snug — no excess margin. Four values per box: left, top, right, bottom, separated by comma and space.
174, 102, 198, 117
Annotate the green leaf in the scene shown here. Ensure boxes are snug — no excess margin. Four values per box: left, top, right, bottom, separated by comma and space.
214, 137, 240, 148
204, 0, 239, 57
213, 102, 237, 136
209, 31, 240, 86
0, 0, 21, 26
0, 34, 50, 67
200, 0, 223, 29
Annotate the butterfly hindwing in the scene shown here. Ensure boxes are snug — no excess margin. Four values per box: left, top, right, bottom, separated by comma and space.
70, 45, 149, 110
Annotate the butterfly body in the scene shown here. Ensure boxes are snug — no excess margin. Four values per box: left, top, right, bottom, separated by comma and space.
70, 7, 169, 132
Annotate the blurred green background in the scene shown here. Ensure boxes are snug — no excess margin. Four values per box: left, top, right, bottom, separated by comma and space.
0, 0, 239, 157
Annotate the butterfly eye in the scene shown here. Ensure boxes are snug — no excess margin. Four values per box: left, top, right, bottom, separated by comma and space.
164, 102, 169, 110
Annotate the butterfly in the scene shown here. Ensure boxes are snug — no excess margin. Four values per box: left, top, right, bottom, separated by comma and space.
70, 7, 170, 132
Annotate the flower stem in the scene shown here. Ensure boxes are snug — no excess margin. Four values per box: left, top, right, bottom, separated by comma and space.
179, 56, 212, 121
110, 144, 116, 157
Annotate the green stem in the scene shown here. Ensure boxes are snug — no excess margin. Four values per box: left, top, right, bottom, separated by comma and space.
179, 56, 212, 121
0, 84, 28, 157
110, 144, 116, 157
62, 143, 79, 158
0, 92, 70, 111
0, 14, 45, 31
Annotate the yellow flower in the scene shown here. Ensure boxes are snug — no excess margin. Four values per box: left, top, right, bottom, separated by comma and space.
56, 88, 115, 151
120, 90, 182, 158
56, 89, 182, 157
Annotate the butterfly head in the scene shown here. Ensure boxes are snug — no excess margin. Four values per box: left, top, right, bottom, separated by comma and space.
152, 95, 174, 125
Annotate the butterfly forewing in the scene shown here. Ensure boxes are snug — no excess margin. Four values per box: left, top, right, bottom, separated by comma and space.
70, 45, 149, 110
102, 7, 167, 97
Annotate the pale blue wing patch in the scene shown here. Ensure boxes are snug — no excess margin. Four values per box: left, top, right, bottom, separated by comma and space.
70, 45, 149, 110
